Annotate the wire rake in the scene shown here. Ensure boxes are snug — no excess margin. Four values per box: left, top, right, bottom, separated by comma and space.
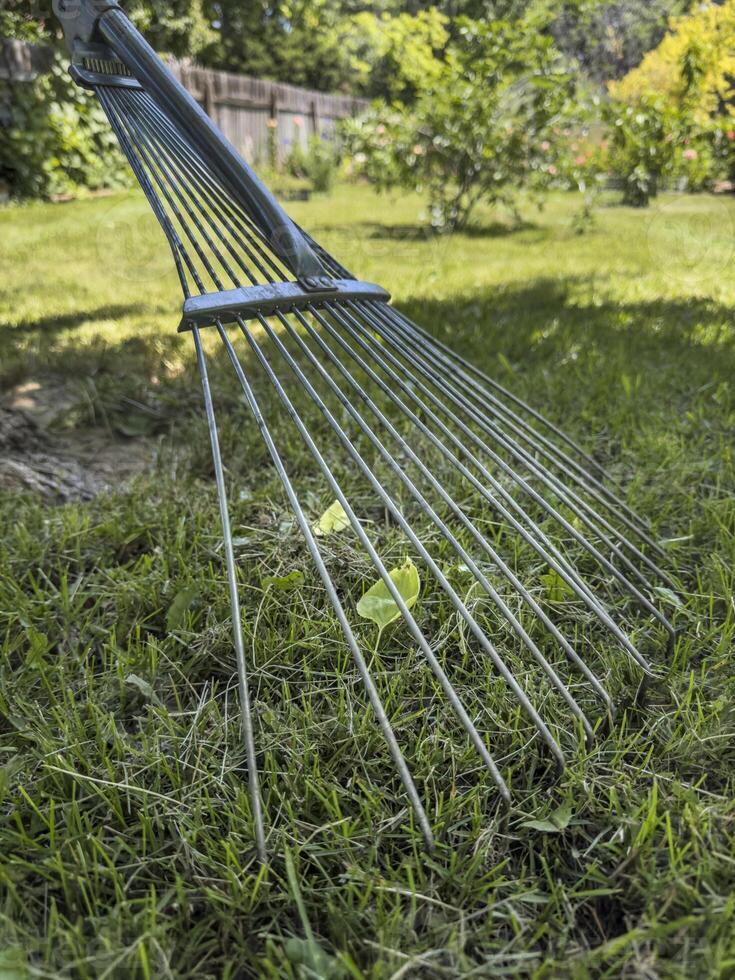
57, 1, 677, 860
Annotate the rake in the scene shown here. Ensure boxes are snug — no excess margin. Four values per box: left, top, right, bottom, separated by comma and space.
56, 0, 677, 860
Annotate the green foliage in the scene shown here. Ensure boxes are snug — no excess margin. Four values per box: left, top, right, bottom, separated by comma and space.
285, 135, 340, 193
345, 17, 574, 231
551, 0, 690, 83
0, 0, 216, 57
611, 0, 735, 123
339, 8, 450, 101
602, 97, 680, 207
356, 558, 421, 641
313, 499, 350, 536
0, 53, 131, 199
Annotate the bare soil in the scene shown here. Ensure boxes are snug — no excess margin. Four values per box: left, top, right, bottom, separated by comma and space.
0, 378, 157, 501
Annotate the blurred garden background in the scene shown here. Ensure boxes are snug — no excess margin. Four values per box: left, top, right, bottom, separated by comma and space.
6, 0, 735, 213
1, 2, 734, 978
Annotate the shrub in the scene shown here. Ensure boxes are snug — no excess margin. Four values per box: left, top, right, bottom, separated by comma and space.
601, 98, 681, 206
285, 136, 339, 193
343, 17, 575, 232
0, 52, 132, 200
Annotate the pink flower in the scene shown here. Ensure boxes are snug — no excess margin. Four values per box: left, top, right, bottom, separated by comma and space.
683, 148, 698, 160
376, 124, 386, 135
574, 154, 586, 165
727, 130, 735, 140
547, 164, 557, 175
293, 115, 304, 127
541, 140, 551, 152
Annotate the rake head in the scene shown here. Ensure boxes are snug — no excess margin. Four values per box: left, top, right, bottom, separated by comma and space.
57, 1, 677, 859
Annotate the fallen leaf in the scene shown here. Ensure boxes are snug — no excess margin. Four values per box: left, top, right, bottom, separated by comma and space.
540, 568, 574, 603
166, 585, 200, 630
262, 570, 305, 592
521, 801, 573, 833
124, 674, 161, 706
313, 499, 350, 536
357, 559, 420, 633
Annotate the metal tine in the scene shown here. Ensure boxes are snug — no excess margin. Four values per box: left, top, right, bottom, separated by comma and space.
388, 302, 610, 482
275, 305, 612, 732
110, 103, 610, 737
134, 87, 348, 283
348, 301, 675, 646
380, 305, 672, 581
134, 97, 276, 287
196, 323, 435, 854
103, 89, 227, 293
215, 321, 515, 802
282, 304, 616, 718
318, 300, 659, 671
125, 92, 655, 636
234, 311, 570, 772
122, 91, 267, 289
371, 306, 676, 602
388, 306, 661, 548
105, 99, 640, 704
97, 88, 194, 296
192, 325, 267, 862
130, 89, 292, 285
122, 94, 668, 636
106, 88, 241, 293
133, 87, 320, 285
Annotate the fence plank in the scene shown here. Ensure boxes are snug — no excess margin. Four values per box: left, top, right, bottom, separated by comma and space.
0, 40, 368, 164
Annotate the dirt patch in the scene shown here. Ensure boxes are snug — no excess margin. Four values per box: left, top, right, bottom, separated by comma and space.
1, 379, 157, 501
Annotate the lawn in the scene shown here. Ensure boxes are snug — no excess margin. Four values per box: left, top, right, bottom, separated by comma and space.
0, 184, 734, 978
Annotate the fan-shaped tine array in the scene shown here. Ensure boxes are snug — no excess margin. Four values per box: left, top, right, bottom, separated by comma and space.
71, 56, 677, 860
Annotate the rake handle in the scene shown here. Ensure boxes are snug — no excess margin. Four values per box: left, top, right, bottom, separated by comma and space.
57, 0, 325, 281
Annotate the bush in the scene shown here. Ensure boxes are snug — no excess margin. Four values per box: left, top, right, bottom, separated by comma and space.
601, 98, 680, 206
344, 17, 575, 232
0, 52, 132, 200
285, 136, 339, 193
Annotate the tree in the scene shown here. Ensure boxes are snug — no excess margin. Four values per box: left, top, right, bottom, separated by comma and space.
551, 0, 690, 83
610, 0, 735, 121
338, 8, 449, 100
345, 17, 575, 230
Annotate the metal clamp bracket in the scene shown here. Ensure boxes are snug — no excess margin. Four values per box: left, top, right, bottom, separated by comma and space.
69, 41, 142, 89
178, 279, 390, 331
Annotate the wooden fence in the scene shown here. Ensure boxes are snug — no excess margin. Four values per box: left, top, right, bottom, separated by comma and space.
0, 39, 368, 162
171, 61, 368, 165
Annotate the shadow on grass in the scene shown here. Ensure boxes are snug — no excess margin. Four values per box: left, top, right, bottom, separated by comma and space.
5, 304, 149, 336
2, 276, 733, 453
311, 218, 542, 242
395, 276, 735, 392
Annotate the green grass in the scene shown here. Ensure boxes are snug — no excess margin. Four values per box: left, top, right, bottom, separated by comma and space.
1, 184, 734, 978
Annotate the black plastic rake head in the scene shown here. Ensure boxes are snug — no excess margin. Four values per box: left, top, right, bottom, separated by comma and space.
56, 1, 678, 860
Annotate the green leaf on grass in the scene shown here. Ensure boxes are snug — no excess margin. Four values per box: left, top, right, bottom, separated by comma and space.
0, 947, 28, 980
166, 586, 200, 630
521, 801, 573, 833
262, 570, 305, 592
124, 674, 158, 704
540, 568, 574, 603
283, 937, 346, 978
313, 499, 349, 536
357, 559, 420, 633
653, 586, 683, 609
